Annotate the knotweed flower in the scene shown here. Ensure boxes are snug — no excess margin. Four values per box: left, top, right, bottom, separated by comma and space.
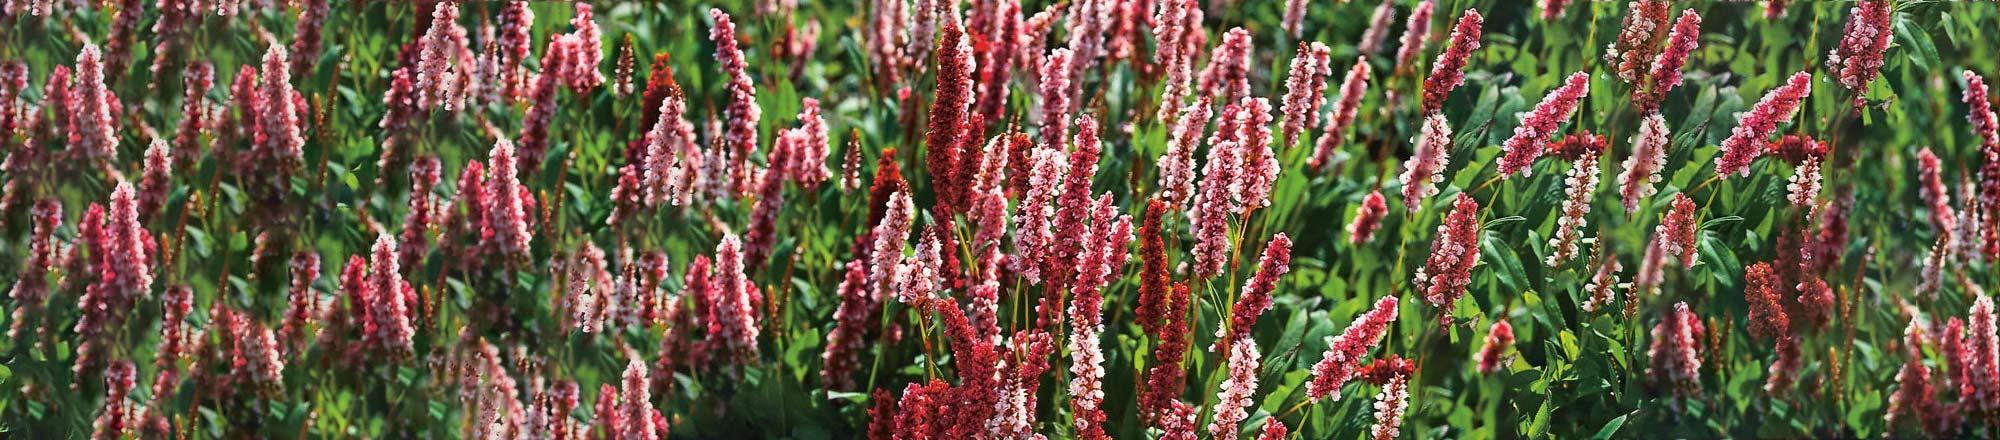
642, 78, 701, 207
969, 135, 1014, 249
1499, 71, 1590, 178
1581, 252, 1623, 313
1393, 0, 1435, 72
711, 9, 762, 195
497, 1, 534, 94
1357, 0, 1396, 56
1416, 194, 1481, 318
1349, 190, 1388, 244
873, 188, 917, 295
1717, 71, 1812, 177
91, 361, 137, 439
1038, 48, 1074, 151
519, 34, 571, 170
793, 98, 831, 190
1045, 116, 1105, 282
1918, 235, 1948, 297
137, 138, 171, 217
1539, 0, 1570, 20
1827, 0, 1893, 92
241, 323, 285, 393
1141, 284, 1194, 422
1768, 135, 1826, 206
617, 355, 657, 440
1198, 27, 1254, 103
1258, 420, 1288, 440
1158, 97, 1212, 207
1605, 0, 1669, 85
1208, 336, 1261, 440
1764, 0, 1790, 19
365, 234, 415, 356
1919, 147, 1957, 238
1217, 234, 1291, 351
1152, 0, 1202, 122
564, 243, 613, 333
1421, 10, 1483, 115
1546, 133, 1604, 267
1369, 365, 1412, 440
1886, 319, 1934, 431
1617, 112, 1670, 214
1744, 262, 1790, 341
709, 233, 762, 368
1067, 280, 1111, 439
171, 62, 213, 164
1476, 319, 1514, 374
1659, 193, 1699, 269
416, 0, 468, 111
7, 200, 61, 339
281, 251, 321, 348
1281, 42, 1332, 150
1307, 295, 1400, 402
1400, 113, 1453, 213
291, 0, 330, 75
257, 45, 305, 172
1063, 0, 1112, 85
1969, 71, 2000, 150
926, 23, 974, 213
1965, 295, 2000, 411
1634, 10, 1700, 114
1648, 302, 1703, 398
72, 44, 118, 162
565, 3, 605, 92
1233, 98, 1279, 211
1311, 57, 1370, 172
482, 139, 533, 265
1190, 136, 1240, 278
76, 182, 154, 375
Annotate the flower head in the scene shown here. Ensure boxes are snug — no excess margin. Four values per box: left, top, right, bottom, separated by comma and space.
1617, 112, 1670, 213
1416, 194, 1481, 317
1400, 113, 1453, 213
1717, 71, 1813, 178
1476, 318, 1515, 374
1499, 71, 1590, 178
1307, 295, 1399, 401
1827, 0, 1893, 91
1393, 0, 1436, 72
1421, 10, 1483, 115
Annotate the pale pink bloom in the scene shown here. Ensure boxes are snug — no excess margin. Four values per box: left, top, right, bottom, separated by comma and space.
873, 189, 917, 293
1306, 295, 1399, 401
1966, 295, 2000, 412
1416, 194, 1481, 320
969, 135, 1014, 248
91, 361, 137, 440
1038, 48, 1074, 151
7, 200, 62, 339
1207, 336, 1261, 440
1659, 193, 1699, 269
1919, 147, 1956, 238
565, 3, 606, 91
1399, 113, 1452, 213
1617, 112, 1670, 214
1232, 97, 1278, 211
1968, 71, 2000, 149
1420, 10, 1483, 115
257, 44, 305, 171
416, 0, 469, 111
1349, 190, 1388, 245
710, 233, 762, 367
497, 1, 535, 97
1280, 42, 1333, 150
1605, 0, 1670, 85
1393, 0, 1435, 72
1369, 368, 1411, 440
1539, 0, 1570, 20
1151, 0, 1203, 122
642, 80, 701, 206
1476, 319, 1514, 374
791, 98, 832, 190
894, 225, 946, 304
1633, 9, 1700, 114
365, 234, 415, 355
1717, 71, 1812, 177
1581, 253, 1623, 313
1547, 150, 1602, 267
1648, 302, 1704, 398
137, 138, 171, 216
1158, 97, 1213, 207
617, 355, 657, 440
1282, 0, 1309, 38
1357, 0, 1397, 56
72, 44, 119, 162
711, 8, 762, 195
1012, 149, 1066, 284
1826, 0, 1893, 91
1062, 0, 1112, 85
1198, 27, 1254, 102
1885, 318, 1933, 430
1311, 57, 1371, 172
1190, 130, 1240, 278
1498, 71, 1590, 178
482, 139, 533, 265
241, 323, 285, 393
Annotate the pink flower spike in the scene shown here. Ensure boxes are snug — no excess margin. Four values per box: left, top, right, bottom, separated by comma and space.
1634, 9, 1701, 114
1648, 302, 1704, 399
1421, 10, 1483, 115
1312, 57, 1371, 173
1416, 194, 1481, 319
1717, 71, 1812, 178
1394, 0, 1436, 72
1476, 318, 1514, 374
1349, 190, 1388, 245
1357, 1, 1397, 56
1827, 0, 1894, 92
1306, 295, 1399, 402
1499, 71, 1590, 178
1400, 113, 1453, 213
1617, 112, 1670, 214
1280, 42, 1333, 150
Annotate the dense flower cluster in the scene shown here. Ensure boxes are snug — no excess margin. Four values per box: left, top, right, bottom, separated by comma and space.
1717, 71, 1813, 177
1499, 71, 1590, 178
1416, 194, 1482, 320
1827, 0, 1894, 92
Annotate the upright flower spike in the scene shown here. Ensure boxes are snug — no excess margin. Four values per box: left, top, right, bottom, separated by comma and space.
1190, 135, 1240, 278
642, 77, 702, 207
1216, 234, 1292, 351
1634, 9, 1701, 114
1546, 133, 1605, 267
1648, 302, 1704, 399
1233, 98, 1279, 211
1349, 190, 1388, 245
1743, 262, 1790, 342
1158, 98, 1212, 207
1966, 295, 2000, 412
91, 361, 137, 439
1038, 49, 1074, 151
1416, 194, 1481, 320
1280, 42, 1333, 150
496, 1, 535, 95
1369, 367, 1412, 440
1827, 0, 1893, 92
1476, 319, 1515, 374
1306, 295, 1399, 402
1311, 57, 1371, 172
1045, 116, 1104, 283
171, 62, 213, 164
1605, 0, 1670, 85
482, 139, 533, 265
1280, 0, 1308, 38
1400, 113, 1453, 213
565, 3, 606, 92
710, 233, 762, 369
1198, 27, 1254, 102
1617, 112, 1670, 214
7, 200, 61, 339
72, 43, 119, 162
1717, 71, 1812, 177
1539, 0, 1571, 20
1152, 0, 1203, 122
1969, 71, 2000, 150
711, 8, 761, 195
137, 138, 172, 217
873, 188, 917, 296
1498, 71, 1590, 178
617, 355, 657, 440
1393, 0, 1435, 72
1012, 149, 1065, 284
519, 34, 571, 170
1886, 318, 1935, 432
1357, 0, 1398, 56
1208, 336, 1261, 440
256, 44, 305, 172
1659, 193, 1699, 269
926, 22, 973, 214
416, 0, 468, 111
365, 233, 415, 356
1580, 251, 1624, 313
1918, 147, 1957, 239
1421, 10, 1483, 115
